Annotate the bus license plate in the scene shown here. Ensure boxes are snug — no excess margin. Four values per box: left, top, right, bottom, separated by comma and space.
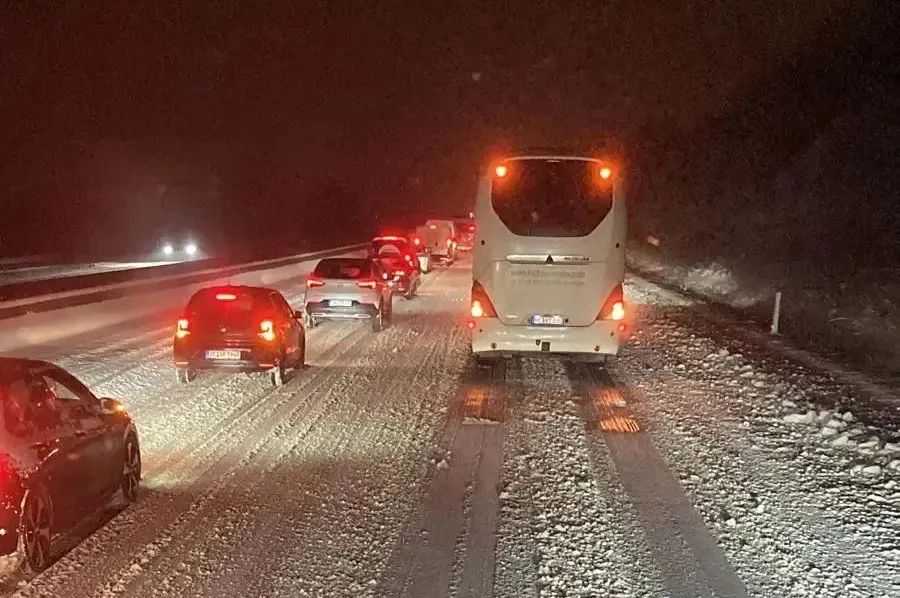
531, 314, 565, 326
330, 299, 353, 307
206, 349, 242, 360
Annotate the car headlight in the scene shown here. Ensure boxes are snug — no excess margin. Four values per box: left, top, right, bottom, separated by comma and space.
162, 243, 175, 256
184, 242, 198, 256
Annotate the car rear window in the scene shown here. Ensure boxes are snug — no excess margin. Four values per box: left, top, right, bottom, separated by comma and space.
314, 259, 372, 279
372, 239, 410, 255
490, 159, 614, 237
187, 289, 271, 327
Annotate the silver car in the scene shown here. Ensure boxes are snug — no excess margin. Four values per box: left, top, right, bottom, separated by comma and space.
304, 258, 393, 332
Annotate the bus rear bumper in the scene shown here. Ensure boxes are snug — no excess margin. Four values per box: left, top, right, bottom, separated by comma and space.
471, 319, 622, 357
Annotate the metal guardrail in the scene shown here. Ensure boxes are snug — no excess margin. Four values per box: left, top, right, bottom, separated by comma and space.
0, 243, 367, 321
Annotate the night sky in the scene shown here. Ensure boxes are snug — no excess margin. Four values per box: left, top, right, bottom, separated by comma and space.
0, 1, 882, 257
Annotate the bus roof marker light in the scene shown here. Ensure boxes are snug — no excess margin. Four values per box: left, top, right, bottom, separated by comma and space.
495, 165, 508, 178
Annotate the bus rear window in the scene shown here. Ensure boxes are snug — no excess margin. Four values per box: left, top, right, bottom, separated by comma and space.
490, 160, 614, 237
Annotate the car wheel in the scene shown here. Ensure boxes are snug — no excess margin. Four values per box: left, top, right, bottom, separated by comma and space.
121, 434, 142, 504
270, 359, 286, 387
372, 305, 384, 333
296, 335, 307, 369
175, 367, 193, 384
18, 486, 53, 574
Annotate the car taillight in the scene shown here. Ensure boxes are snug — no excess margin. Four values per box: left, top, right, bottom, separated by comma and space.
357, 279, 377, 289
307, 277, 325, 288
175, 318, 190, 339
598, 284, 625, 321
413, 237, 421, 246
470, 281, 497, 318
215, 292, 237, 301
259, 319, 276, 341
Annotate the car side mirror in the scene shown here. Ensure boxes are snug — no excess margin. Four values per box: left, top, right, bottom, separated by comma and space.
100, 397, 126, 415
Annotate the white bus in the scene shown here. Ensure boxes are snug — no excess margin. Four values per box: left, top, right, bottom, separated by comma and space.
469, 153, 627, 363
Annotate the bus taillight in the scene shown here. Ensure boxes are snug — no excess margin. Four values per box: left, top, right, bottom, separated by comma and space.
470, 281, 497, 318
598, 283, 625, 321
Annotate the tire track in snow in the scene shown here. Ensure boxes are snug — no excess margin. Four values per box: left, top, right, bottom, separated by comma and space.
567, 362, 748, 598
138, 275, 465, 597
24, 266, 461, 598
8, 318, 371, 598
376, 352, 509, 598
493, 359, 667, 598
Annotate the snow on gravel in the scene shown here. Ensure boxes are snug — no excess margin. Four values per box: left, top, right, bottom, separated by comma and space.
617, 278, 900, 598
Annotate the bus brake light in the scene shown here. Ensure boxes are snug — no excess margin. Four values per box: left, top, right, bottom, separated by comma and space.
470, 281, 497, 318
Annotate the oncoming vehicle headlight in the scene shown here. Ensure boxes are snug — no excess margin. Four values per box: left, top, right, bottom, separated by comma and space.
162, 243, 175, 256
184, 242, 198, 256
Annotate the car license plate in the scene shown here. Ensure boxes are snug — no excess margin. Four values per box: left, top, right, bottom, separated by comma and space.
205, 349, 242, 360
329, 299, 353, 307
531, 314, 565, 326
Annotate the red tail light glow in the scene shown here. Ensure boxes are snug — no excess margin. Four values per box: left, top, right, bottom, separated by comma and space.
175, 318, 190, 339
599, 167, 612, 180
495, 165, 508, 178
215, 292, 237, 301
306, 277, 325, 288
470, 281, 497, 318
259, 319, 276, 342
413, 237, 421, 246
357, 279, 377, 289
598, 284, 625, 321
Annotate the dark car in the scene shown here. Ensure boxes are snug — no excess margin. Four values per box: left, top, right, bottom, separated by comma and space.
453, 218, 476, 251
173, 285, 306, 387
0, 359, 141, 575
304, 258, 394, 331
369, 236, 421, 299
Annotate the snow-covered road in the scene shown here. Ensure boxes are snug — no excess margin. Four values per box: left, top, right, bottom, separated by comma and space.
1, 256, 897, 597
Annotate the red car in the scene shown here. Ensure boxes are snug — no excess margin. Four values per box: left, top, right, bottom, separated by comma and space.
369, 236, 422, 299
173, 285, 306, 387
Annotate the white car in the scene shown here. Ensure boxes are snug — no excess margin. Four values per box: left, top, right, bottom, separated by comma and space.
304, 258, 394, 332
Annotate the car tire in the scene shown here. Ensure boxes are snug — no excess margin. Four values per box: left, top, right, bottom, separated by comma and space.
270, 357, 287, 387
296, 335, 307, 369
18, 486, 53, 575
120, 434, 142, 504
175, 368, 194, 384
372, 304, 384, 333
